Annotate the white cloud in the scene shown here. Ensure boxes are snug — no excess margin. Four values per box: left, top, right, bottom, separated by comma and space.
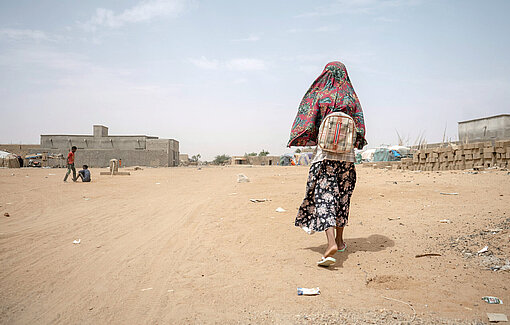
0, 28, 54, 42
231, 34, 260, 42
374, 16, 398, 23
188, 57, 268, 71
188, 56, 220, 70
296, 0, 421, 17
226, 58, 267, 71
81, 0, 195, 31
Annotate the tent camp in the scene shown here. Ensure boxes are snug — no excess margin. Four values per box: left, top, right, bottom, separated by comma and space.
294, 152, 313, 166
360, 148, 376, 162
388, 145, 411, 158
279, 154, 293, 166
373, 147, 401, 162
0, 150, 20, 168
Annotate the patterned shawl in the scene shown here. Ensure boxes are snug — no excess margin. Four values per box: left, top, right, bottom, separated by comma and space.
288, 61, 367, 149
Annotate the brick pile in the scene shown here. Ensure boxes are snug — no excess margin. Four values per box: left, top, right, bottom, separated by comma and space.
400, 140, 510, 171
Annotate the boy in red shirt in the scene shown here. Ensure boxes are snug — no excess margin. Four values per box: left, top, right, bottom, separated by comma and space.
63, 146, 77, 182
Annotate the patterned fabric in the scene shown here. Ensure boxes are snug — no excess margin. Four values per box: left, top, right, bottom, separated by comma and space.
318, 112, 355, 153
295, 160, 356, 234
288, 61, 367, 149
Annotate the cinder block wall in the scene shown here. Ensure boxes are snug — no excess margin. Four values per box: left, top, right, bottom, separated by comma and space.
34, 149, 171, 168
399, 140, 510, 171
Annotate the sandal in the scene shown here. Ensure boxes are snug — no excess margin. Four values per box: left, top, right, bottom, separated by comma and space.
317, 256, 336, 267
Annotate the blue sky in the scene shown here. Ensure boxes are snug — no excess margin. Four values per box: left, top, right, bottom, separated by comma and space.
1, 0, 509, 159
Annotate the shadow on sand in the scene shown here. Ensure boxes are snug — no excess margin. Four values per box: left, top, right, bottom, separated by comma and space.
304, 234, 395, 270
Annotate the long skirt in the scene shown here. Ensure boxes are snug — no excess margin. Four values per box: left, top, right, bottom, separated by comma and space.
294, 160, 356, 234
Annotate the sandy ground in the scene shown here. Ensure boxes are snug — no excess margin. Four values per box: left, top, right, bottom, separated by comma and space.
0, 165, 509, 324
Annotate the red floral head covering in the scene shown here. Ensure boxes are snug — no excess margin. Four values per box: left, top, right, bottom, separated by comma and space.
288, 61, 367, 149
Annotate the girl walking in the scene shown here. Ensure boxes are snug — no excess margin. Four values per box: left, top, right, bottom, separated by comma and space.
288, 61, 367, 267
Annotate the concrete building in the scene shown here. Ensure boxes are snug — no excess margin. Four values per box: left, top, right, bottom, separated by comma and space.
39, 125, 179, 167
458, 114, 510, 143
231, 155, 280, 166
179, 154, 189, 166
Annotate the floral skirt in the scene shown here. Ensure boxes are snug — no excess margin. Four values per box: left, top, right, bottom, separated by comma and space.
295, 160, 356, 234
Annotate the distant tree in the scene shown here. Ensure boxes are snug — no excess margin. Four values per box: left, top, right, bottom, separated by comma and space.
295, 148, 301, 153
244, 152, 257, 157
259, 150, 269, 157
190, 154, 201, 163
213, 154, 231, 165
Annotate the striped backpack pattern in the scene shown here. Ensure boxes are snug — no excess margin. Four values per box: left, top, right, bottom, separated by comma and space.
318, 112, 356, 153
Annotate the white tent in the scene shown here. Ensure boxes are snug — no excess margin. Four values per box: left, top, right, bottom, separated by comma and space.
0, 150, 20, 168
360, 148, 376, 161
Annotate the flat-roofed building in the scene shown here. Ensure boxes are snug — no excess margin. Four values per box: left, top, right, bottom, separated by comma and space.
39, 125, 179, 167
458, 114, 510, 143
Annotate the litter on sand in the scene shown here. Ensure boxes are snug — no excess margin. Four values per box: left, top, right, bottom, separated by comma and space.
487, 313, 508, 322
440, 192, 459, 195
388, 217, 400, 221
482, 296, 503, 304
250, 198, 270, 203
275, 207, 286, 213
155, 182, 161, 185
297, 287, 320, 296
478, 246, 489, 254
237, 174, 250, 183
4, 213, 9, 217
141, 288, 153, 291
439, 219, 451, 223
73, 239, 81, 244
415, 253, 441, 258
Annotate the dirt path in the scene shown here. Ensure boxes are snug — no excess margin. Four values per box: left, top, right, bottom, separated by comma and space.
0, 166, 508, 324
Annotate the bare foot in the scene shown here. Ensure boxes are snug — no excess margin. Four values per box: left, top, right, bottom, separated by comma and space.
336, 240, 346, 250
323, 243, 338, 258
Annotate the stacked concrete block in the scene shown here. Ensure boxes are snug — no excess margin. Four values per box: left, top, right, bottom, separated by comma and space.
495, 140, 510, 168
399, 140, 510, 171
400, 158, 413, 170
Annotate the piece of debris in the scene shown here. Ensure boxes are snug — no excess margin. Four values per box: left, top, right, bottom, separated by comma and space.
141, 287, 153, 291
297, 287, 320, 296
4, 213, 10, 217
500, 262, 510, 271
439, 219, 451, 224
237, 174, 250, 183
478, 246, 489, 254
482, 296, 503, 304
250, 198, 270, 203
155, 182, 161, 185
487, 313, 508, 323
134, 166, 143, 170
381, 296, 416, 322
440, 192, 459, 195
275, 207, 286, 213
73, 239, 81, 244
415, 253, 441, 258
488, 228, 503, 233
388, 217, 400, 221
